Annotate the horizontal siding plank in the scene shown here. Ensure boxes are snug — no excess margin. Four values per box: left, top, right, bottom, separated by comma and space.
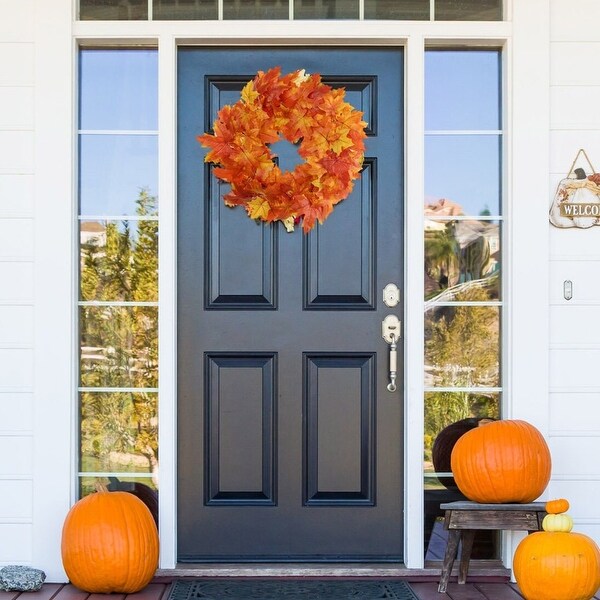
550, 131, 600, 175
0, 0, 33, 42
550, 226, 600, 259
0, 480, 32, 519
0, 220, 33, 260
0, 175, 34, 216
550, 393, 600, 433
0, 88, 34, 130
550, 262, 600, 303
550, 437, 600, 477
550, 348, 600, 388
0, 437, 32, 476
0, 349, 32, 388
0, 523, 32, 562
551, 42, 600, 86
550, 306, 600, 344
549, 480, 600, 519
551, 0, 600, 41
0, 44, 34, 86
0, 393, 32, 432
0, 263, 33, 303
551, 86, 600, 130
0, 132, 34, 174
0, 306, 33, 346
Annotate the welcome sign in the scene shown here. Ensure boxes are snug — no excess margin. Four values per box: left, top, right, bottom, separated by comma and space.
549, 150, 600, 229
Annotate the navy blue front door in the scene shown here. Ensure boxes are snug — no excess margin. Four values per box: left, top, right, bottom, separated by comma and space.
177, 47, 404, 562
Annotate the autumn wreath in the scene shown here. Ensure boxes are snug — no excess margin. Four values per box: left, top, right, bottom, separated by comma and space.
198, 67, 367, 233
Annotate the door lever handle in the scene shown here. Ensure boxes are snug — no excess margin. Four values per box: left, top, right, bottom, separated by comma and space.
382, 315, 401, 393
387, 334, 398, 392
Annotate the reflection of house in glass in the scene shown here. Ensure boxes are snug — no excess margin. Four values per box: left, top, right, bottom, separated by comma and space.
80, 220, 106, 246
424, 198, 500, 303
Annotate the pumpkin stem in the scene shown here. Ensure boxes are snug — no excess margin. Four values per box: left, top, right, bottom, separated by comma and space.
94, 480, 109, 493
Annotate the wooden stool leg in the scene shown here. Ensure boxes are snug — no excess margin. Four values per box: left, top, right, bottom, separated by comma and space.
458, 529, 475, 584
438, 529, 461, 593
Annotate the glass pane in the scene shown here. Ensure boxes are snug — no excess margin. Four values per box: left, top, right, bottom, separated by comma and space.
79, 0, 148, 19
153, 0, 218, 19
224, 0, 289, 19
80, 391, 158, 474
425, 50, 500, 130
79, 50, 158, 131
424, 220, 500, 301
364, 0, 429, 19
294, 0, 358, 19
80, 216, 158, 302
79, 134, 158, 216
425, 303, 500, 388
80, 306, 158, 388
425, 134, 501, 216
424, 393, 500, 560
79, 475, 157, 499
435, 0, 502, 20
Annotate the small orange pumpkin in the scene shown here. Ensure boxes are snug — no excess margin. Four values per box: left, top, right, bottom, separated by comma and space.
545, 498, 570, 514
61, 489, 159, 593
514, 519, 600, 600
450, 419, 551, 503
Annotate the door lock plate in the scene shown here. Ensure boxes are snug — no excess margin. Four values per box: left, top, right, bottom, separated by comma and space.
382, 314, 401, 344
383, 283, 400, 307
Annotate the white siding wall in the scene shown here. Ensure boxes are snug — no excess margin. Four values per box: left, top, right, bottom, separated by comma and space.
549, 0, 600, 544
0, 0, 35, 565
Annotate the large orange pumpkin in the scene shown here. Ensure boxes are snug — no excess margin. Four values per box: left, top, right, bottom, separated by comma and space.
514, 529, 600, 600
61, 489, 159, 593
450, 419, 551, 503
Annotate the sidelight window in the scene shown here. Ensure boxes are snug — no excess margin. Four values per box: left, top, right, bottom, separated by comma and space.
77, 49, 159, 508
423, 49, 503, 562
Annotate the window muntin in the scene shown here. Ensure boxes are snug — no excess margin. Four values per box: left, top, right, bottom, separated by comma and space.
78, 48, 159, 500
423, 48, 502, 561
79, 0, 502, 20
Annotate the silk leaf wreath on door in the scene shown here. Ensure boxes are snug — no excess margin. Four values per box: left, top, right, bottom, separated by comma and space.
198, 67, 367, 233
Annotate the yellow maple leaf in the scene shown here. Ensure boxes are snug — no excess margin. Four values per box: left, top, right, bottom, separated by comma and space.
247, 197, 271, 221
241, 81, 259, 105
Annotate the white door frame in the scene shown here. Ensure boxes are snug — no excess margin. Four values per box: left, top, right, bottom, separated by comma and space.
33, 0, 550, 579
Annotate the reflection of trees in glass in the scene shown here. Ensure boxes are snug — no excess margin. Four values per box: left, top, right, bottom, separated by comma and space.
426, 288, 499, 387
424, 287, 500, 464
424, 392, 499, 466
79, 189, 158, 482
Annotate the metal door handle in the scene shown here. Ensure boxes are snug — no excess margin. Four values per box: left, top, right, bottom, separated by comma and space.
387, 334, 398, 392
382, 315, 401, 393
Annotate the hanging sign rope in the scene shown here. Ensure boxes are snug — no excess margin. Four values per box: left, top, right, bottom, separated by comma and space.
198, 67, 367, 233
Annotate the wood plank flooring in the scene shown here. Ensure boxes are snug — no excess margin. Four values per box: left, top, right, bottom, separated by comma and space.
2, 581, 599, 600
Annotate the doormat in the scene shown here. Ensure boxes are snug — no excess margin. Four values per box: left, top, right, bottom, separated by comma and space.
167, 578, 419, 600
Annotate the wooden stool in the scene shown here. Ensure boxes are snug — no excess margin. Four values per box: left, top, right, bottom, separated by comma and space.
437, 501, 546, 593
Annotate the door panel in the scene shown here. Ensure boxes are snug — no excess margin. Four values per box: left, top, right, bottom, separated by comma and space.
177, 47, 404, 562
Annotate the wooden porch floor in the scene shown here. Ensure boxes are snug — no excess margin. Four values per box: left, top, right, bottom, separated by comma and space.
4, 581, 600, 600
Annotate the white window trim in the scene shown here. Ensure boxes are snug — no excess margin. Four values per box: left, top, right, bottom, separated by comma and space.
34, 0, 549, 579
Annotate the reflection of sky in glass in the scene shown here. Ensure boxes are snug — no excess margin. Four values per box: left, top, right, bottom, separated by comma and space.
425, 50, 500, 131
425, 135, 500, 216
79, 135, 158, 215
79, 49, 158, 131
425, 50, 501, 217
